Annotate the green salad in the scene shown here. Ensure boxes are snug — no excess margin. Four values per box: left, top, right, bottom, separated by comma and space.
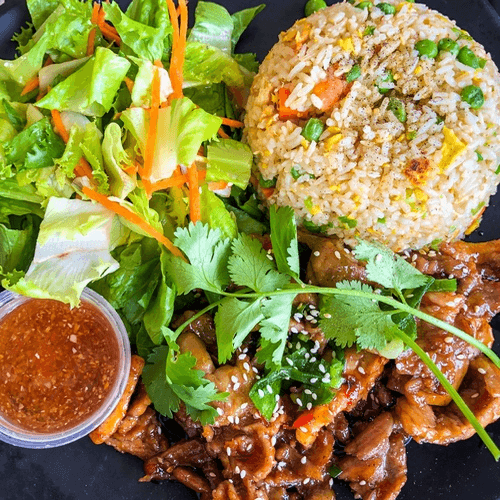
1, 0, 500, 462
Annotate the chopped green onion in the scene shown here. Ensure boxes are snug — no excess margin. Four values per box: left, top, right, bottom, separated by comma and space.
301, 118, 325, 142
471, 201, 485, 215
436, 115, 444, 124
377, 216, 386, 224
355, 1, 373, 9
476, 150, 483, 161
363, 25, 375, 36
259, 176, 277, 188
406, 131, 417, 140
452, 27, 473, 41
388, 97, 407, 123
338, 215, 358, 228
377, 70, 394, 94
291, 166, 315, 180
377, 2, 396, 14
329, 465, 343, 478
346, 64, 362, 83
496, 164, 500, 175
304, 196, 314, 210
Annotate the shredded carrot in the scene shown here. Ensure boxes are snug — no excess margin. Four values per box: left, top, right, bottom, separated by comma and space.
220, 117, 244, 128
100, 24, 121, 45
123, 163, 139, 176
141, 67, 161, 180
20, 77, 39, 97
154, 59, 164, 69
218, 127, 230, 139
51, 109, 70, 143
144, 170, 207, 195
97, 3, 106, 25
124, 77, 135, 94
292, 412, 315, 429
261, 187, 275, 198
208, 181, 229, 191
91, 2, 101, 24
166, 0, 187, 99
82, 186, 185, 259
86, 27, 97, 56
187, 162, 201, 223
75, 158, 95, 180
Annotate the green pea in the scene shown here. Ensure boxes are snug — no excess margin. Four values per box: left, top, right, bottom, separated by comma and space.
460, 85, 484, 109
388, 97, 407, 122
406, 131, 417, 140
356, 1, 373, 9
346, 64, 361, 83
437, 38, 459, 57
338, 216, 358, 228
259, 176, 277, 188
305, 0, 327, 16
377, 70, 394, 93
415, 39, 438, 59
457, 47, 486, 69
377, 2, 396, 14
301, 118, 325, 142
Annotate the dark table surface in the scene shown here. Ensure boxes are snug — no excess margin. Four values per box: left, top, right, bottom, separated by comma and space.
1, 0, 500, 499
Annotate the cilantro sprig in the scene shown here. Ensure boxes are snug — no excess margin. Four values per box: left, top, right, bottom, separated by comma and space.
143, 206, 500, 460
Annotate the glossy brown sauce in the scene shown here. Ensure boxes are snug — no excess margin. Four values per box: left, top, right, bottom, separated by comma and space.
0, 299, 120, 433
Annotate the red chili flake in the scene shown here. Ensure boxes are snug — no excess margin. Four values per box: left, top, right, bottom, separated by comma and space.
293, 412, 315, 429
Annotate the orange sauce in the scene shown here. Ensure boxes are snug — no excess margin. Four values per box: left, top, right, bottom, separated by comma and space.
0, 299, 120, 433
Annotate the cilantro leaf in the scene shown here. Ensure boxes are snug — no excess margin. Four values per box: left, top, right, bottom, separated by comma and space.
257, 294, 296, 368
269, 205, 300, 280
228, 233, 290, 292
168, 222, 232, 294
214, 297, 264, 363
354, 240, 433, 295
142, 345, 226, 425
142, 346, 180, 417
167, 349, 227, 425
319, 281, 402, 351
250, 339, 344, 420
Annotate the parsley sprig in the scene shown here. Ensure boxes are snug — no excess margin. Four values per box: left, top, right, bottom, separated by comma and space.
143, 206, 500, 459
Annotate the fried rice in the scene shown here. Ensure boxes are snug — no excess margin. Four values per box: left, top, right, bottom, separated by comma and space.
244, 0, 500, 251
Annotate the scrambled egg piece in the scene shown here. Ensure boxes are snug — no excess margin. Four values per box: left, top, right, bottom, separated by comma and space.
438, 127, 467, 173
324, 133, 342, 152
338, 37, 354, 54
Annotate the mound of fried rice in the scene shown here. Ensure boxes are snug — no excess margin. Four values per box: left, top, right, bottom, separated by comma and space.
244, 0, 500, 251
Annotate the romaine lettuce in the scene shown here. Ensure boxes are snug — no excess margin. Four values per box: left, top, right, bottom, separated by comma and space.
36, 47, 131, 117
5, 197, 120, 307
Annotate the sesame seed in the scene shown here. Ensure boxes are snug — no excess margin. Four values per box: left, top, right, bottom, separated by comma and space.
303, 478, 310, 485
240, 470, 246, 479
241, 403, 248, 409
266, 254, 274, 261
238, 354, 246, 360
301, 456, 307, 464
312, 393, 317, 400
306, 402, 312, 410
275, 394, 280, 402
334, 251, 341, 259
286, 357, 294, 366
235, 416, 240, 424
267, 385, 273, 394
310, 378, 318, 384
359, 480, 366, 486
457, 354, 465, 360
375, 254, 382, 263
233, 383, 240, 391
291, 327, 298, 334
296, 398, 303, 406
322, 377, 330, 383
306, 315, 314, 321
444, 337, 453, 343
311, 309, 320, 317
358, 366, 366, 375
324, 313, 332, 319
304, 389, 312, 395
296, 342, 302, 350
300, 426, 308, 432
231, 375, 239, 383
294, 313, 303, 321
243, 374, 248, 382
234, 466, 240, 474
471, 393, 479, 398
411, 254, 418, 262
313, 251, 321, 257
228, 416, 234, 423
258, 389, 265, 398
217, 407, 224, 416
305, 353, 311, 359
329, 478, 333, 487
243, 362, 250, 371
448, 274, 454, 279
478, 368, 487, 375
319, 364, 326, 373
227, 447, 232, 456
271, 436, 277, 446
253, 367, 259, 373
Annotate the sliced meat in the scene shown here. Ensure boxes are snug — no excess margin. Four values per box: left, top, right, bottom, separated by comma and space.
339, 413, 407, 500
172, 311, 218, 354
395, 355, 500, 445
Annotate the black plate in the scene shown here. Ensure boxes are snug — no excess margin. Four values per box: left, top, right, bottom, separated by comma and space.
1, 1, 500, 499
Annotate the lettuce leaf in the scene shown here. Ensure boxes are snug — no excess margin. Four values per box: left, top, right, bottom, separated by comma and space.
4, 118, 66, 171
130, 57, 172, 108
184, 42, 247, 88
122, 97, 221, 183
200, 185, 238, 239
5, 197, 120, 307
16, 167, 74, 202
231, 4, 265, 50
37, 47, 131, 117
206, 138, 252, 189
27, 0, 61, 30
102, 123, 136, 199
104, 2, 171, 62
189, 2, 234, 55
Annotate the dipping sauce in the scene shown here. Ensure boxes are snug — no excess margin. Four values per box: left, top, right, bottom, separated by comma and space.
0, 298, 120, 433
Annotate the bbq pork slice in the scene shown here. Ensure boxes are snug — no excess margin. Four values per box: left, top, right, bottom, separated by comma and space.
339, 413, 407, 500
